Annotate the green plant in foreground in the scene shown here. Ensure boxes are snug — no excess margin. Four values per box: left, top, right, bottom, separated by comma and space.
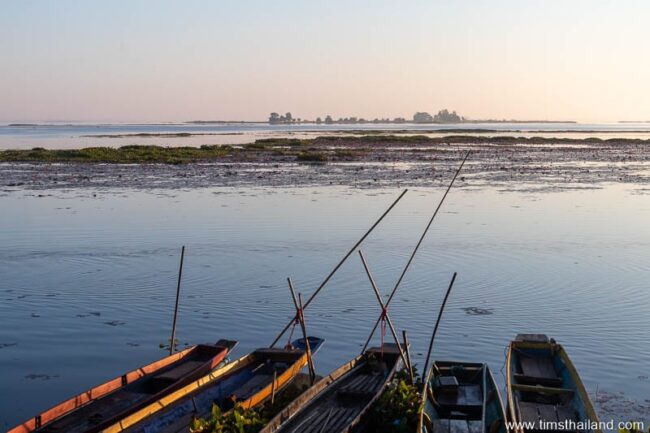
365, 370, 421, 433
190, 404, 265, 433
189, 379, 309, 433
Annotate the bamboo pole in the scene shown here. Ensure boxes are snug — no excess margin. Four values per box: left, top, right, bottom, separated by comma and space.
422, 272, 458, 380
298, 293, 316, 385
270, 189, 408, 348
287, 278, 316, 384
360, 151, 470, 354
271, 370, 277, 405
402, 330, 414, 383
169, 245, 185, 355
358, 250, 411, 383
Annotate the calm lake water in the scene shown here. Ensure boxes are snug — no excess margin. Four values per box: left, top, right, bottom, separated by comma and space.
1, 184, 649, 427
3, 121, 650, 149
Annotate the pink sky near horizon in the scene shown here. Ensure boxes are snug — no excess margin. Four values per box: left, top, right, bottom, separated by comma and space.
1, 1, 649, 123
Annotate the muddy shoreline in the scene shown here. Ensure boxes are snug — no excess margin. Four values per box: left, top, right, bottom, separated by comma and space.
2, 136, 649, 191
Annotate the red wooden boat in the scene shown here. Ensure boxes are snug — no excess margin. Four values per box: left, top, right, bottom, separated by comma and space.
9, 339, 237, 433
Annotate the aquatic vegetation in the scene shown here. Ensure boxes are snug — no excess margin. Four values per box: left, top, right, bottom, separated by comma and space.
364, 368, 422, 433
254, 138, 307, 147
190, 404, 265, 433
3, 135, 650, 165
0, 145, 232, 164
296, 151, 328, 162
333, 149, 369, 160
159, 338, 179, 351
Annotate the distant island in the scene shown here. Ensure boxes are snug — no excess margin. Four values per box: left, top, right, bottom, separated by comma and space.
267, 110, 575, 124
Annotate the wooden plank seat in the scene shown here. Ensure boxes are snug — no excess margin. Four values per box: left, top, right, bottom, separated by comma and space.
436, 385, 482, 408
431, 419, 483, 433
293, 407, 357, 433
337, 374, 383, 396
556, 405, 579, 423
152, 360, 206, 384
516, 355, 562, 387
517, 402, 578, 430
233, 373, 273, 399
511, 383, 574, 396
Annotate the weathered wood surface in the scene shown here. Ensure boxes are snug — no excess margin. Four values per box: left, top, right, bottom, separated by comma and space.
517, 401, 578, 424
262, 346, 401, 433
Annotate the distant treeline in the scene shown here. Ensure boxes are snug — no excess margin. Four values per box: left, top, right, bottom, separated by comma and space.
269, 110, 575, 124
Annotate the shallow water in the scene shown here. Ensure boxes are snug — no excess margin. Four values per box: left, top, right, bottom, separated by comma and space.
3, 121, 650, 149
0, 184, 649, 428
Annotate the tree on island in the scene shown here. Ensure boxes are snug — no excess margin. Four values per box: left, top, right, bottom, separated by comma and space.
413, 112, 434, 123
325, 115, 333, 124
268, 112, 295, 124
413, 109, 464, 123
433, 109, 463, 123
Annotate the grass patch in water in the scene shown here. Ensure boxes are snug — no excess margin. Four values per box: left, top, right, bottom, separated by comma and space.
296, 151, 328, 162
0, 145, 233, 164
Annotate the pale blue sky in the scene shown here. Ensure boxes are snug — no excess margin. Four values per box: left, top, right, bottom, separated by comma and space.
1, 0, 649, 122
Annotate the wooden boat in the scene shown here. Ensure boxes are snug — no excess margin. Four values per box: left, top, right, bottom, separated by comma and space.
101, 336, 324, 433
9, 340, 237, 433
506, 334, 601, 433
419, 361, 507, 433
259, 343, 402, 433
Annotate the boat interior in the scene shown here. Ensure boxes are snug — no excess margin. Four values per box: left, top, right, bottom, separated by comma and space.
510, 344, 580, 429
424, 361, 487, 433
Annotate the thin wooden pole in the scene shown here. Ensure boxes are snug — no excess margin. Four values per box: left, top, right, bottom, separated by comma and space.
402, 330, 414, 383
270, 189, 408, 347
287, 278, 316, 384
270, 370, 277, 405
360, 151, 470, 354
422, 272, 457, 380
358, 250, 411, 383
298, 293, 316, 385
169, 245, 185, 355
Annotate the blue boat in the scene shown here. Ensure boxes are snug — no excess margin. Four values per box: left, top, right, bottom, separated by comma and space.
506, 334, 601, 433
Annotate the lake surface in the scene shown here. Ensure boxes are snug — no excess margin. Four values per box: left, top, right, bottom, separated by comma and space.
3, 121, 650, 149
1, 184, 649, 428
